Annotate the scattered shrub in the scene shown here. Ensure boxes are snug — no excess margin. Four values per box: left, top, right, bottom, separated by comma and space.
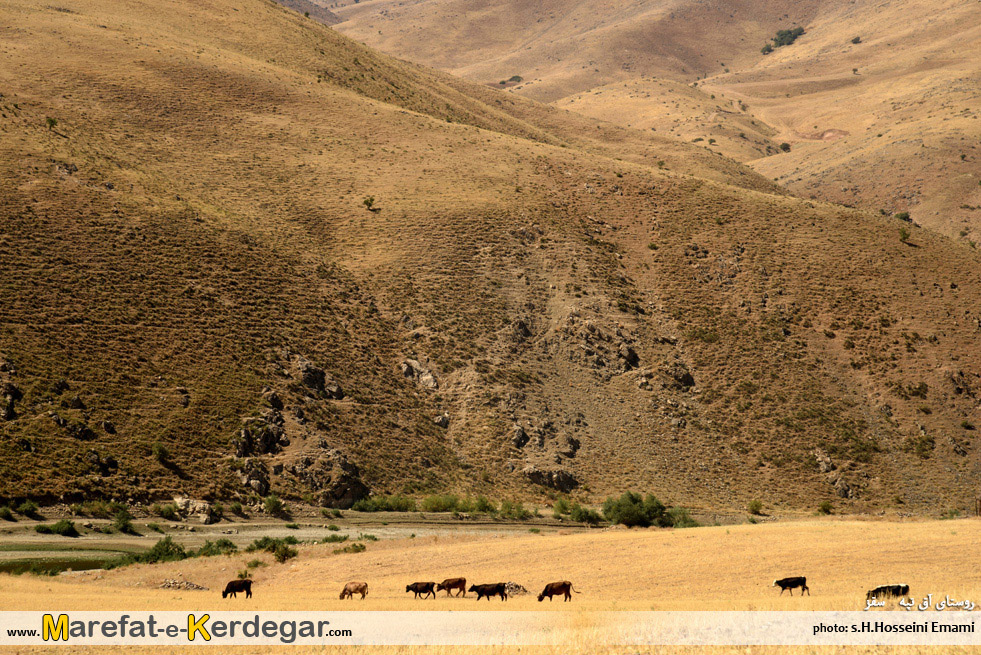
245, 536, 299, 553
851, 36, 861, 44
899, 226, 911, 243
151, 503, 180, 521
499, 499, 531, 520
263, 494, 286, 517
273, 543, 298, 563
603, 492, 669, 527
334, 542, 366, 555
146, 523, 164, 533
473, 496, 496, 513
246, 559, 266, 569
747, 500, 764, 515
285, 523, 299, 530
421, 494, 459, 513
569, 503, 602, 525
238, 569, 252, 579
16, 500, 40, 518
961, 420, 975, 430
326, 524, 340, 531
818, 500, 834, 515
151, 442, 169, 463
351, 495, 416, 512
323, 534, 348, 543
357, 533, 378, 542
0, 506, 15, 521
35, 519, 79, 537
779, 142, 791, 152
552, 498, 571, 518
197, 538, 237, 557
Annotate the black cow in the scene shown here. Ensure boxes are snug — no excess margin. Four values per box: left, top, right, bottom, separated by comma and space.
406, 581, 437, 599
222, 579, 252, 599
538, 581, 579, 602
866, 584, 909, 601
468, 583, 508, 601
772, 576, 809, 596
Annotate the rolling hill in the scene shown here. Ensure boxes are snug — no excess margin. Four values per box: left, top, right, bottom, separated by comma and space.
331, 0, 981, 239
0, 0, 978, 516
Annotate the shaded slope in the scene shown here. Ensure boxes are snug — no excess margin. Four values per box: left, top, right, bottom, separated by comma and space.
0, 0, 978, 515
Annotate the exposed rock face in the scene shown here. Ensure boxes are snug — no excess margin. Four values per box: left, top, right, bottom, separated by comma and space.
522, 465, 579, 491
233, 411, 287, 456
236, 459, 270, 495
433, 413, 450, 428
511, 425, 529, 448
813, 449, 836, 473
292, 355, 344, 399
287, 449, 369, 508
401, 359, 438, 389
662, 361, 695, 390
85, 450, 118, 477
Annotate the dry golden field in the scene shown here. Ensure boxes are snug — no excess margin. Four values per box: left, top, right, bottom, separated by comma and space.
1, 519, 979, 653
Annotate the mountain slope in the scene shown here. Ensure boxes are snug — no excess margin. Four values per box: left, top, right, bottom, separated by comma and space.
332, 0, 981, 239
0, 0, 978, 514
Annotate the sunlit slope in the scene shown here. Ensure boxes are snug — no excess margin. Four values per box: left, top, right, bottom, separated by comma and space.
0, 0, 978, 513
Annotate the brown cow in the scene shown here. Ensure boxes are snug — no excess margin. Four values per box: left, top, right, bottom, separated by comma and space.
339, 581, 368, 600
537, 581, 578, 602
437, 577, 467, 597
405, 582, 437, 599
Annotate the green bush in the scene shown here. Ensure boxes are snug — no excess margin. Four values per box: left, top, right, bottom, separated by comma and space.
818, 500, 834, 515
230, 501, 244, 516
16, 500, 40, 518
772, 27, 805, 47
197, 538, 237, 557
421, 494, 459, 513
146, 523, 164, 533
351, 495, 416, 512
113, 509, 138, 535
499, 499, 531, 520
106, 537, 189, 569
151, 442, 169, 463
238, 569, 252, 579
273, 543, 298, 563
323, 534, 348, 543
264, 494, 287, 517
473, 496, 496, 513
899, 226, 911, 243
245, 536, 299, 553
334, 542, 366, 555
35, 519, 79, 537
0, 506, 15, 521
603, 492, 669, 527
569, 503, 602, 525
552, 498, 571, 518
151, 503, 180, 521
326, 524, 340, 531
285, 522, 299, 529
246, 558, 266, 569
747, 500, 763, 515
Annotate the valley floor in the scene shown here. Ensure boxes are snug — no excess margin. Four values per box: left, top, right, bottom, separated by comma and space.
1, 518, 978, 653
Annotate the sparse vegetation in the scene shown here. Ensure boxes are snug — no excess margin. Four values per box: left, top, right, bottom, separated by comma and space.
16, 500, 39, 518
818, 500, 834, 515
263, 494, 287, 517
747, 500, 763, 515
602, 492, 697, 528
352, 495, 417, 512
35, 519, 79, 537
151, 503, 181, 521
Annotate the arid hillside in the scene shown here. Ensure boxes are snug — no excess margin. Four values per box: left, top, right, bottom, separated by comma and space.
332, 0, 981, 238
0, 0, 979, 516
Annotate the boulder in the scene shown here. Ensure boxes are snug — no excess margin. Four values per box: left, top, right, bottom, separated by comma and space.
236, 459, 270, 496
433, 413, 450, 428
400, 359, 438, 389
511, 425, 529, 448
662, 361, 695, 390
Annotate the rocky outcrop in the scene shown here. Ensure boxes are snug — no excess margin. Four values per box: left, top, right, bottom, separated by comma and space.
522, 465, 579, 491
401, 359, 438, 389
662, 361, 695, 390
511, 424, 529, 448
286, 449, 369, 508
236, 459, 270, 496
233, 411, 287, 456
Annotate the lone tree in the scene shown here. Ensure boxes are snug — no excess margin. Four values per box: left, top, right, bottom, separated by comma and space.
45, 117, 58, 130
362, 196, 376, 211
899, 226, 911, 243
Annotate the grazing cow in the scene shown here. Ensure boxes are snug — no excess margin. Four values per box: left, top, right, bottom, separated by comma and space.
222, 579, 252, 599
772, 576, 810, 596
437, 577, 467, 597
468, 583, 508, 601
866, 584, 909, 601
405, 582, 437, 599
537, 580, 579, 602
339, 581, 368, 600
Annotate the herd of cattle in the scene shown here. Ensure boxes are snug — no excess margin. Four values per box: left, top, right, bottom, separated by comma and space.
222, 575, 908, 603
222, 578, 578, 602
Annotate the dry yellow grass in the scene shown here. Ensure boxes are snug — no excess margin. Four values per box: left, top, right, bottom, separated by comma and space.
2, 519, 979, 653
